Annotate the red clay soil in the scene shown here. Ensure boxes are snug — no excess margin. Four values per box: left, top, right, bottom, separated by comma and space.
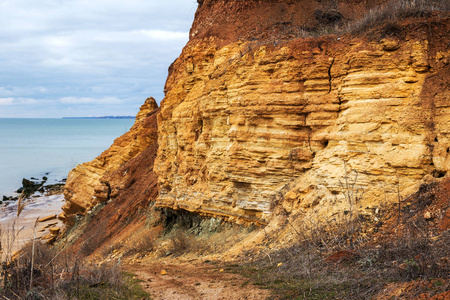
381, 177, 450, 235
190, 0, 389, 46
66, 109, 160, 256
374, 280, 450, 300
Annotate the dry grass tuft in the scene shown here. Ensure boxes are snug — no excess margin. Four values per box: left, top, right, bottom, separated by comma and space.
345, 0, 448, 35
231, 173, 450, 299
0, 226, 148, 299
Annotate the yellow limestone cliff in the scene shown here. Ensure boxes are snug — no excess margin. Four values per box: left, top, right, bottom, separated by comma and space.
62, 1, 449, 228
155, 32, 449, 224
61, 98, 158, 220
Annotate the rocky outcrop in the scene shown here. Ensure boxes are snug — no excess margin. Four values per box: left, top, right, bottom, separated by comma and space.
155, 11, 449, 224
66, 125, 160, 255
61, 97, 158, 221
62, 0, 449, 228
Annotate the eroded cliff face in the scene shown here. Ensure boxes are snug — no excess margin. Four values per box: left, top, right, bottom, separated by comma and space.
61, 97, 158, 221
155, 13, 449, 224
62, 0, 449, 229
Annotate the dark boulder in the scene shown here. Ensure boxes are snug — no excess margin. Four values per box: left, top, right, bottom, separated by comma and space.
20, 178, 44, 196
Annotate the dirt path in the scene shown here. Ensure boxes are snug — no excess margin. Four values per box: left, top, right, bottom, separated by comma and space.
124, 260, 271, 300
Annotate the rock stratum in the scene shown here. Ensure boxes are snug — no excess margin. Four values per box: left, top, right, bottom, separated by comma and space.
63, 0, 449, 228
61, 97, 159, 222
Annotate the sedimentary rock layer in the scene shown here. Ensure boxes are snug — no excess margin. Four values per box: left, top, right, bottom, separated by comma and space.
155, 16, 449, 224
61, 98, 158, 220
62, 1, 449, 227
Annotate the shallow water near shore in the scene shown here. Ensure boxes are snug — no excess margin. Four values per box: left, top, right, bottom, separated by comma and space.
0, 118, 134, 255
0, 118, 134, 197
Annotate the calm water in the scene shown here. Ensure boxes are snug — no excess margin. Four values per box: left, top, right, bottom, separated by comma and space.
0, 118, 135, 197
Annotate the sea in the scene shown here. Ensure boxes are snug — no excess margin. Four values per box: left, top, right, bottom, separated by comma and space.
0, 118, 135, 198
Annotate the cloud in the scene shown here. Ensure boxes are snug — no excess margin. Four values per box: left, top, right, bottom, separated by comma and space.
0, 0, 197, 118
59, 96, 123, 105
0, 98, 14, 105
0, 97, 40, 106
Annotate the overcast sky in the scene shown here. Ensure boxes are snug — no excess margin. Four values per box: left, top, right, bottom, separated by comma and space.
0, 0, 197, 118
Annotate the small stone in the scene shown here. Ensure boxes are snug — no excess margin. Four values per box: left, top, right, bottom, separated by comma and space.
424, 211, 432, 220
49, 227, 60, 235
404, 77, 419, 83
43, 222, 57, 229
41, 234, 53, 240
381, 39, 399, 51
46, 236, 57, 245
38, 215, 57, 222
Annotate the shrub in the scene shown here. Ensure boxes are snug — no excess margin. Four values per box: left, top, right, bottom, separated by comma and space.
346, 0, 448, 35
0, 241, 148, 299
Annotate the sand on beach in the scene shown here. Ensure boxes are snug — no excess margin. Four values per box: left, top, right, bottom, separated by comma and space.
0, 194, 64, 258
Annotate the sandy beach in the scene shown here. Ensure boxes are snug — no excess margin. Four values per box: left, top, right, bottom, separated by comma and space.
0, 194, 64, 257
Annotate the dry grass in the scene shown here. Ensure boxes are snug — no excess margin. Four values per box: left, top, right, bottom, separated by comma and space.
231, 215, 449, 299
344, 0, 448, 35
230, 177, 450, 299
121, 228, 157, 257
0, 220, 149, 299
105, 208, 256, 259
289, 0, 450, 38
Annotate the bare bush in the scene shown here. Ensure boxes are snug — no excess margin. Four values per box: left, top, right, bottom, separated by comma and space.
346, 0, 448, 35
0, 239, 145, 299
122, 229, 156, 257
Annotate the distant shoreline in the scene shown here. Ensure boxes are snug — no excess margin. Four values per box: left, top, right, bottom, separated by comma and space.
62, 116, 135, 119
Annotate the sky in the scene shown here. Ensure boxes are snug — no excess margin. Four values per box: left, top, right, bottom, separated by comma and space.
0, 0, 197, 118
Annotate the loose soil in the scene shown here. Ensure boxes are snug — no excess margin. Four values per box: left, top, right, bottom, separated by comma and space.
124, 259, 270, 300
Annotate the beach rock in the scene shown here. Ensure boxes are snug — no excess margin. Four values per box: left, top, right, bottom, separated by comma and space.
22, 178, 39, 189
19, 177, 44, 196
43, 183, 65, 196
40, 233, 53, 240
46, 236, 57, 245
49, 227, 60, 235
2, 195, 18, 202
38, 215, 57, 222
60, 106, 160, 253
43, 222, 57, 229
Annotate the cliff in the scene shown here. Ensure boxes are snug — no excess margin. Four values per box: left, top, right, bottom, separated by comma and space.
62, 0, 449, 228
61, 97, 158, 221
155, 5, 449, 224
